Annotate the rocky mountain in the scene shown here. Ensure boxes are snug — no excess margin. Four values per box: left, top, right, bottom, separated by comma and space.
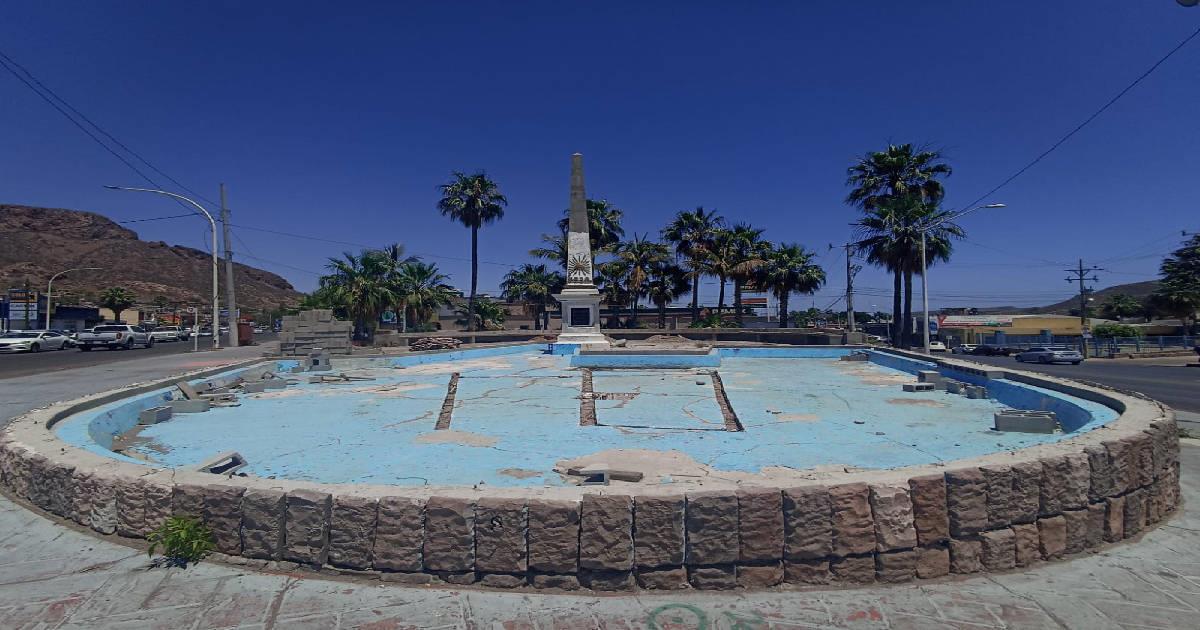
0, 204, 302, 312
976, 280, 1160, 315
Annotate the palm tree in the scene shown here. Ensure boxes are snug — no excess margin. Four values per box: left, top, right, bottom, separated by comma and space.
99, 287, 138, 323
643, 261, 690, 329
1101, 293, 1143, 321
455, 298, 506, 331
501, 264, 566, 330
728, 224, 769, 327
847, 144, 952, 346
662, 206, 725, 319
529, 233, 569, 271
756, 244, 826, 328
437, 171, 507, 332
557, 199, 626, 256
596, 261, 632, 327
321, 250, 396, 341
391, 261, 455, 332
616, 234, 671, 325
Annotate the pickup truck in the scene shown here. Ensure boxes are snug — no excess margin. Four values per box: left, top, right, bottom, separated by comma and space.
149, 325, 189, 342
76, 324, 155, 351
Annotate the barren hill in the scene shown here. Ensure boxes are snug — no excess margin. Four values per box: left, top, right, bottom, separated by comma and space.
0, 204, 302, 312
976, 280, 1160, 315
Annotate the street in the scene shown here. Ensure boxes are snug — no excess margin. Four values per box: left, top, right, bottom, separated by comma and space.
0, 334, 275, 380
960, 353, 1199, 413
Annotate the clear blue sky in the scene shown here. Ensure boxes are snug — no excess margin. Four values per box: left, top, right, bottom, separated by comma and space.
3, 1, 1198, 310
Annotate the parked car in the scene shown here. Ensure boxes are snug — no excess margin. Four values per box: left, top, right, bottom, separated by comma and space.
928, 340, 948, 352
49, 329, 77, 347
970, 344, 1013, 356
1015, 346, 1083, 365
0, 330, 72, 352
76, 324, 154, 351
952, 344, 978, 354
149, 325, 188, 342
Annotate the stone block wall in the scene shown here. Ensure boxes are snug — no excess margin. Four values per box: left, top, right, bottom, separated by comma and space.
279, 309, 353, 356
0, 410, 1181, 591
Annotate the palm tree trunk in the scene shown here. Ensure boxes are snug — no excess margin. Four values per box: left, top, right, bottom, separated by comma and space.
779, 291, 790, 328
891, 269, 902, 346
903, 267, 914, 348
734, 279, 744, 327
468, 225, 478, 332
658, 302, 667, 329
717, 275, 726, 314
690, 266, 700, 320
630, 296, 639, 325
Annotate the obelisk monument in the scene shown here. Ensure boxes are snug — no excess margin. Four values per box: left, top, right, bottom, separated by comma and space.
553, 153, 609, 348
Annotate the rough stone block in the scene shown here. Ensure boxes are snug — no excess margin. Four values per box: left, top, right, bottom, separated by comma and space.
143, 482, 173, 533
830, 555, 875, 584
876, 549, 917, 583
1104, 496, 1125, 542
915, 545, 950, 579
422, 496, 474, 572
869, 484, 917, 551
784, 558, 830, 585
909, 474, 949, 545
686, 492, 739, 566
580, 569, 634, 591
46, 462, 75, 518
328, 495, 377, 570
284, 489, 331, 565
1062, 453, 1091, 511
171, 483, 206, 519
981, 465, 1014, 529
478, 573, 526, 588
633, 495, 685, 569
202, 484, 245, 556
531, 573, 580, 590
527, 499, 580, 574
1012, 523, 1040, 567
783, 486, 831, 559
689, 564, 737, 590
1123, 488, 1146, 537
949, 538, 982, 574
1010, 461, 1042, 524
636, 566, 689, 590
1039, 456, 1069, 516
945, 469, 987, 537
736, 488, 783, 563
1085, 502, 1106, 549
980, 529, 1016, 570
115, 477, 146, 537
1038, 516, 1067, 559
434, 571, 475, 585
70, 470, 92, 526
475, 498, 526, 574
1105, 439, 1133, 495
1085, 445, 1115, 502
373, 496, 424, 572
241, 489, 286, 560
88, 473, 118, 535
736, 562, 783, 588
829, 482, 874, 556
26, 454, 50, 508
1133, 433, 1155, 488
1062, 509, 1089, 554
579, 494, 633, 571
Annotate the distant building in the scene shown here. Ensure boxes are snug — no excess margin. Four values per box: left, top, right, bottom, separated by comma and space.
937, 314, 1083, 344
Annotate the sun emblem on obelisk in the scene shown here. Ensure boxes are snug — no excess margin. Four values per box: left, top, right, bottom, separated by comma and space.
567, 253, 592, 282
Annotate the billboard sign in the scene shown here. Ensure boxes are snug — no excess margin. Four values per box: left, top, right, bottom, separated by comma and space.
939, 315, 1014, 328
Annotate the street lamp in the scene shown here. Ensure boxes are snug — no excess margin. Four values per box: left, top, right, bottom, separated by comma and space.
45, 267, 102, 330
920, 203, 1007, 354
103, 186, 220, 350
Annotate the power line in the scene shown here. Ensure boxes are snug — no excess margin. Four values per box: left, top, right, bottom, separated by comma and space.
956, 24, 1200, 211
228, 222, 520, 267
117, 213, 196, 224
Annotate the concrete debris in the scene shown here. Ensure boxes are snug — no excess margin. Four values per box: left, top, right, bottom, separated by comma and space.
994, 410, 1060, 434
194, 451, 248, 475
279, 310, 353, 356
902, 383, 935, 392
410, 337, 463, 352
137, 406, 172, 425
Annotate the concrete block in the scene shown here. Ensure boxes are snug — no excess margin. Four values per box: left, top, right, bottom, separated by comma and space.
688, 564, 737, 590
143, 482, 172, 533
993, 410, 1058, 433
115, 477, 146, 537
1062, 509, 1089, 554
579, 494, 633, 571
1038, 516, 1067, 559
373, 496, 425, 572
830, 555, 875, 584
88, 473, 118, 535
1123, 488, 1147, 537
169, 399, 211, 414
685, 492, 739, 565
736, 488, 784, 563
633, 495, 685, 569
946, 468, 987, 537
830, 482, 874, 556
915, 545, 950, 579
580, 569, 634, 591
783, 485, 832, 560
527, 499, 580, 574
475, 498, 526, 574
784, 558, 830, 585
1010, 461, 1043, 524
966, 386, 989, 399
869, 484, 917, 551
909, 474, 950, 545
241, 489, 286, 560
736, 562, 783, 588
138, 406, 173, 425
171, 483, 206, 519
1086, 445, 1116, 502
876, 549, 917, 583
422, 496, 475, 572
949, 538, 982, 574
1012, 522, 1040, 566
202, 484, 246, 556
980, 529, 1016, 570
902, 382, 935, 392
240, 381, 269, 394
328, 495, 378, 570
917, 370, 942, 383
637, 566, 689, 590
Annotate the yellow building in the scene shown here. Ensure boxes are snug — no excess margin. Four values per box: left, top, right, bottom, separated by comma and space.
939, 314, 1083, 343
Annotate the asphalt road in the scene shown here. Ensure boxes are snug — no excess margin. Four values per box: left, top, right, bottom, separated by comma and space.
960, 353, 1200, 413
0, 335, 274, 380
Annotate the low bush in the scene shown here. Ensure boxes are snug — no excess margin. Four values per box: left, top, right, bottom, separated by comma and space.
147, 515, 214, 567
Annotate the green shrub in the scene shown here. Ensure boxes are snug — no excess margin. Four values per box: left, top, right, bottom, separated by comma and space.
147, 515, 214, 567
1091, 323, 1142, 338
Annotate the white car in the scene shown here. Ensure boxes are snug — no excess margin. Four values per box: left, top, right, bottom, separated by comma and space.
952, 344, 978, 354
149, 326, 188, 342
1015, 346, 1083, 365
928, 340, 948, 352
0, 330, 72, 353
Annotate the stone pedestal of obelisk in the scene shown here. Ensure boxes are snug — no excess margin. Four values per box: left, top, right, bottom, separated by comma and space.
553, 153, 609, 349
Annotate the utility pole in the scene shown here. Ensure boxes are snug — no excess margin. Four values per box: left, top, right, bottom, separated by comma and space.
833, 242, 860, 333
1065, 259, 1102, 358
220, 184, 239, 348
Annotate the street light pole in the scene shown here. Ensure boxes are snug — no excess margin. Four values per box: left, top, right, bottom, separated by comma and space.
45, 267, 102, 330
104, 186, 221, 350
920, 202, 1007, 353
